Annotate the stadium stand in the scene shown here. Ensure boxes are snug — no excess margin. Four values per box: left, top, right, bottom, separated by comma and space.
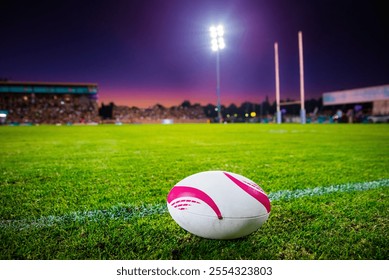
0, 81, 99, 124
1, 80, 382, 125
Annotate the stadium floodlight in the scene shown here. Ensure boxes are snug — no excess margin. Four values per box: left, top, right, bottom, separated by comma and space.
210, 24, 225, 123
210, 25, 225, 52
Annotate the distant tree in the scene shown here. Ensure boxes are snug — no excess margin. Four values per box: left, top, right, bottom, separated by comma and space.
204, 103, 217, 118
240, 102, 252, 113
261, 96, 272, 115
226, 103, 238, 115
154, 103, 165, 109
98, 102, 114, 119
181, 100, 191, 108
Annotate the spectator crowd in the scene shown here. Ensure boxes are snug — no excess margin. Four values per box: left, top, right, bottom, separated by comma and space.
0, 93, 99, 124
111, 103, 207, 123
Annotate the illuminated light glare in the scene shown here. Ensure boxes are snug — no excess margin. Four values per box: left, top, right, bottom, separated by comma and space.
0, 113, 6, 118
217, 25, 224, 36
209, 24, 225, 51
218, 38, 225, 49
211, 41, 219, 51
210, 26, 217, 38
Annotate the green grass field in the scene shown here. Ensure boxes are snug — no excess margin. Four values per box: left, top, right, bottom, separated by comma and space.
1, 124, 388, 259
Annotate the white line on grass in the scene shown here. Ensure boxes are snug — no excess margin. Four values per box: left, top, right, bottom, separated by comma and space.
268, 179, 389, 201
1, 179, 388, 230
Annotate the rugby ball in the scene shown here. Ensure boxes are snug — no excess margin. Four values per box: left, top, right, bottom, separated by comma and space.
167, 171, 271, 239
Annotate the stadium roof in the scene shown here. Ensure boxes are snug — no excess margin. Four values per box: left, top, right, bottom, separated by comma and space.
0, 81, 98, 95
323, 84, 389, 106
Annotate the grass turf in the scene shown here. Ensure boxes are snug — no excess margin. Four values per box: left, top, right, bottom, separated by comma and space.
0, 124, 388, 259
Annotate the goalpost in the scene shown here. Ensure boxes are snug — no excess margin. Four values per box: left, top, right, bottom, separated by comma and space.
274, 31, 306, 124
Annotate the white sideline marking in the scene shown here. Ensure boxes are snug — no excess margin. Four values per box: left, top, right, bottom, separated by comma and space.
1, 179, 388, 230
268, 179, 389, 201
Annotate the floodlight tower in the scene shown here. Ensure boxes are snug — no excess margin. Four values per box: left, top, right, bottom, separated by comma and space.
210, 25, 225, 123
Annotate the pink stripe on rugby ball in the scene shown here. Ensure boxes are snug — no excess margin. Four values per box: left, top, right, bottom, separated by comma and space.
223, 172, 271, 213
167, 186, 223, 219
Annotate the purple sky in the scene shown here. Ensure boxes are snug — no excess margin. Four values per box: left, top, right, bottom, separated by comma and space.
1, 0, 388, 108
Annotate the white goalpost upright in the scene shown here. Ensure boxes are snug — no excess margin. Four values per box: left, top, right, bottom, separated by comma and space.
298, 31, 306, 124
274, 42, 281, 124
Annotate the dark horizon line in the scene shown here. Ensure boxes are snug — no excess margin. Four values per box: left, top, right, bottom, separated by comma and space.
101, 96, 327, 109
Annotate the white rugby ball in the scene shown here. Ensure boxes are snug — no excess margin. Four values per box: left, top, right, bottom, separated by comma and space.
167, 171, 271, 239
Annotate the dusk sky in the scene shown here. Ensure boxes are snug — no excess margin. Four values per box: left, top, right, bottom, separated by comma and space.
1, 0, 388, 108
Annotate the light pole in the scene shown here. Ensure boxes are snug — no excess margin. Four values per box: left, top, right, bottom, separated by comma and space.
210, 25, 225, 123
